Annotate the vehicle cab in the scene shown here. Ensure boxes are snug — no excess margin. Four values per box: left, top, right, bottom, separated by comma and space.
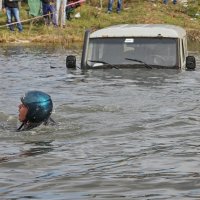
66, 24, 196, 70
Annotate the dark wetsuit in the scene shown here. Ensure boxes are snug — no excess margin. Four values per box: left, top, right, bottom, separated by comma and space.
17, 117, 56, 131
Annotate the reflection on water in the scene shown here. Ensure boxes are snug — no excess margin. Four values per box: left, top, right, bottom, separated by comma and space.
0, 141, 53, 163
0, 44, 200, 199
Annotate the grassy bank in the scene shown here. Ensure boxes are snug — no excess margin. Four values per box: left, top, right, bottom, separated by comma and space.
0, 0, 200, 46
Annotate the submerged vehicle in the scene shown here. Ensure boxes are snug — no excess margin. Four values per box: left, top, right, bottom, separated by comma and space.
66, 24, 196, 70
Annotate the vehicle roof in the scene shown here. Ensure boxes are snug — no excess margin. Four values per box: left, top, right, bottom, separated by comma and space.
90, 24, 186, 39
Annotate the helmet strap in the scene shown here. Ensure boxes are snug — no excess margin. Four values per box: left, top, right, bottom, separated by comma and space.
17, 122, 25, 131
49, 117, 56, 125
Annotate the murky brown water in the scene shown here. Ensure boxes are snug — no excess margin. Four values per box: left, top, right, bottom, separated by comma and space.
0, 44, 200, 199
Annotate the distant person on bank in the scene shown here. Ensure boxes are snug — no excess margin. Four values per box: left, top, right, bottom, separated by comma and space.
0, 0, 2, 11
55, 0, 67, 27
163, 0, 177, 4
2, 0, 23, 32
107, 0, 122, 14
41, 0, 56, 26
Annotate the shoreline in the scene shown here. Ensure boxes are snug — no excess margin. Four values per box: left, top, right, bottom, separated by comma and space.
0, 28, 200, 46
1, 1, 200, 45
187, 29, 200, 43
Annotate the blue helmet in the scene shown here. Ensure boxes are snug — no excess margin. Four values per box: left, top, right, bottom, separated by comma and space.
21, 91, 53, 123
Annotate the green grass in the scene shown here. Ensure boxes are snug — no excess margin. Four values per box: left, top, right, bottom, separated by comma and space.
0, 0, 200, 45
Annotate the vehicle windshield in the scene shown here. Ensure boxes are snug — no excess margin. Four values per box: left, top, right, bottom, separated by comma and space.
87, 37, 178, 68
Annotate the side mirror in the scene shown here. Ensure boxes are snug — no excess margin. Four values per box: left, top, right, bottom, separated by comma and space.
186, 56, 196, 70
66, 55, 76, 69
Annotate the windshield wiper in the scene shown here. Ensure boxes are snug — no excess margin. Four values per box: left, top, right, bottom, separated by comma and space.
125, 58, 152, 69
88, 60, 119, 69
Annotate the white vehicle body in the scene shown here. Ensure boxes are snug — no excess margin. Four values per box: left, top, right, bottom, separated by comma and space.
66, 24, 196, 70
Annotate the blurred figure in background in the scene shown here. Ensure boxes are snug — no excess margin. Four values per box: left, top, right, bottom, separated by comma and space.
0, 0, 2, 11
41, 0, 56, 25
2, 0, 23, 32
66, 0, 81, 20
163, 0, 177, 4
55, 0, 67, 27
107, 0, 122, 14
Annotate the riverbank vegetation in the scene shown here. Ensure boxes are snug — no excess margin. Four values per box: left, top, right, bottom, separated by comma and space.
0, 0, 200, 45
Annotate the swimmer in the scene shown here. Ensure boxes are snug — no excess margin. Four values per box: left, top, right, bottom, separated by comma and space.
17, 90, 55, 131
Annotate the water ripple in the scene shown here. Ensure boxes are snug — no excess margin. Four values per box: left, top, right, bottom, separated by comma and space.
0, 45, 200, 199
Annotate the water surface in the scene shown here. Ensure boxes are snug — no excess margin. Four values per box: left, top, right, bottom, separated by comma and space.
0, 44, 200, 199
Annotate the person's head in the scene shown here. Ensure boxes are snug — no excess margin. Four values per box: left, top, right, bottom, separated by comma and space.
18, 91, 53, 124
